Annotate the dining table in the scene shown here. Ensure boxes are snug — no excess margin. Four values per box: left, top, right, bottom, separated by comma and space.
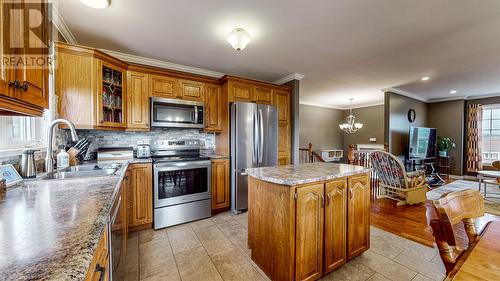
477, 170, 500, 199
446, 221, 500, 280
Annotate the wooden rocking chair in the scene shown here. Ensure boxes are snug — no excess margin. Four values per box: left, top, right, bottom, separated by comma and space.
370, 150, 428, 205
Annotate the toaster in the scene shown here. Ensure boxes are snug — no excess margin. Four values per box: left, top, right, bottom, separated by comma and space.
136, 144, 151, 158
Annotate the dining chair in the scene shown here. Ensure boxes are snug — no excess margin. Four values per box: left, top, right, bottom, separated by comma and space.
430, 189, 487, 273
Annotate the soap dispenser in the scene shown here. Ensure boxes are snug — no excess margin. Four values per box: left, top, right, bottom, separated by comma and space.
56, 146, 70, 170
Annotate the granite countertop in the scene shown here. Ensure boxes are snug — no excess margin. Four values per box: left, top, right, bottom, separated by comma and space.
0, 160, 136, 281
245, 162, 371, 186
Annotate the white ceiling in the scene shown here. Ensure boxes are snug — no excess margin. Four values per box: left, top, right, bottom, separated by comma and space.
55, 0, 500, 108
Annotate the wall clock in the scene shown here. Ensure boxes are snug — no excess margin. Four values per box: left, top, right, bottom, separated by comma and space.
408, 109, 416, 123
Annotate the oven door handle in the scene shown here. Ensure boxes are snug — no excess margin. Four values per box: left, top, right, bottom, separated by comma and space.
154, 161, 211, 170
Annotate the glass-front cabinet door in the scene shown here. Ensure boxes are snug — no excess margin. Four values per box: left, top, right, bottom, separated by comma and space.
97, 61, 127, 128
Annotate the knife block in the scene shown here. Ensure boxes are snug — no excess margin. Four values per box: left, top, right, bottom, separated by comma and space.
67, 147, 80, 166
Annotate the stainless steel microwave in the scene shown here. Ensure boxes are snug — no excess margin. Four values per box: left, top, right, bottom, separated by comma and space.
151, 97, 204, 128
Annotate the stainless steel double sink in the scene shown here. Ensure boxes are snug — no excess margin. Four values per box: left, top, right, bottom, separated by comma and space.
39, 163, 122, 180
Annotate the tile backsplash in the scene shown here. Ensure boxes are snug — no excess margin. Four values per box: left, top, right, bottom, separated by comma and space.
70, 128, 216, 149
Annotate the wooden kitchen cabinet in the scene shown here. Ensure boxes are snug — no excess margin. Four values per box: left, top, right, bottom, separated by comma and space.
228, 80, 254, 102
179, 79, 204, 101
274, 89, 291, 166
127, 163, 153, 228
127, 71, 150, 130
97, 61, 127, 128
85, 227, 109, 281
205, 84, 223, 132
211, 158, 230, 211
295, 183, 324, 281
254, 85, 273, 104
0, 0, 48, 116
347, 174, 370, 260
324, 179, 347, 272
248, 173, 370, 281
151, 75, 178, 99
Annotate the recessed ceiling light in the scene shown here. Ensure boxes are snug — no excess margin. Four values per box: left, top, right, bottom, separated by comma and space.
421, 76, 430, 81
226, 28, 252, 51
80, 0, 110, 9
450, 90, 457, 94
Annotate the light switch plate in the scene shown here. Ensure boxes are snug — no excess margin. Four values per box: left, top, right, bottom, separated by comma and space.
369, 138, 376, 142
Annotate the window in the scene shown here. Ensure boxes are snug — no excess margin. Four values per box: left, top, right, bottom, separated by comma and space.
481, 105, 500, 164
0, 113, 48, 151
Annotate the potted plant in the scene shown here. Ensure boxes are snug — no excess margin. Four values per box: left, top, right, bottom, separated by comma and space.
438, 137, 456, 157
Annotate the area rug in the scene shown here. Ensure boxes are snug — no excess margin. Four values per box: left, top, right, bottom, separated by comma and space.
427, 180, 500, 216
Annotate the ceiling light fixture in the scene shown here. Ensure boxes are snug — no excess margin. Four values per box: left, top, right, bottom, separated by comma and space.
80, 0, 110, 9
226, 28, 252, 51
339, 99, 363, 133
450, 90, 457, 94
421, 76, 430, 81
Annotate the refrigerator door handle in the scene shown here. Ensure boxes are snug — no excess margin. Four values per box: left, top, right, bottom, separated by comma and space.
253, 110, 259, 163
258, 109, 264, 164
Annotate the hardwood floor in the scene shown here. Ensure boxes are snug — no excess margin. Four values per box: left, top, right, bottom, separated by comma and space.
370, 191, 500, 248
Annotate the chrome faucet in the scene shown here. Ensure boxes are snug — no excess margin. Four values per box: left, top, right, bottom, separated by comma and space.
45, 119, 79, 173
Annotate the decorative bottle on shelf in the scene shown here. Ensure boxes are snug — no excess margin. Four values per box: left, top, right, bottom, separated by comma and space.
56, 146, 70, 170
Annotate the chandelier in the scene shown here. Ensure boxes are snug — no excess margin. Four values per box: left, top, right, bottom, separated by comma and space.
339, 98, 363, 133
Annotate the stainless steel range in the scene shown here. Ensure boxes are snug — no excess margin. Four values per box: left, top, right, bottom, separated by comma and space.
152, 139, 211, 229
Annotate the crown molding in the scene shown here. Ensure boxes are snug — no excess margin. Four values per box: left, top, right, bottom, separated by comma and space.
382, 87, 428, 102
464, 92, 500, 101
51, 4, 78, 44
299, 101, 384, 110
427, 96, 467, 103
101, 49, 225, 79
274, 73, 305, 85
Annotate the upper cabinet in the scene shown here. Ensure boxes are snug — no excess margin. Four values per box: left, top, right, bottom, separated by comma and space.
127, 71, 150, 130
0, 0, 48, 116
254, 85, 273, 104
205, 84, 223, 132
151, 75, 177, 99
56, 42, 128, 129
229, 80, 254, 102
98, 61, 127, 128
179, 79, 204, 101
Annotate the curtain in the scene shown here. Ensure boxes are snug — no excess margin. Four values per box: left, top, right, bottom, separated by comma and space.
466, 104, 483, 173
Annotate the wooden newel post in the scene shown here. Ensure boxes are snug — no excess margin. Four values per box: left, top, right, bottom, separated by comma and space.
308, 143, 313, 162
347, 144, 355, 164
384, 143, 389, 152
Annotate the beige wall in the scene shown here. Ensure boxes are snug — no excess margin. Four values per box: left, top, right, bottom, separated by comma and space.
385, 92, 428, 158
299, 104, 344, 153
343, 105, 385, 153
427, 100, 465, 175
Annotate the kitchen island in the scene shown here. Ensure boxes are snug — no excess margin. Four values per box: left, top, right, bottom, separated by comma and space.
246, 162, 372, 281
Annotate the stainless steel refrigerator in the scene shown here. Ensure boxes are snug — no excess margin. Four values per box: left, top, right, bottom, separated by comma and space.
230, 102, 278, 213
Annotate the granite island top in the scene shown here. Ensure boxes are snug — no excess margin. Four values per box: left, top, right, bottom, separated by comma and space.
0, 160, 134, 281
245, 162, 371, 186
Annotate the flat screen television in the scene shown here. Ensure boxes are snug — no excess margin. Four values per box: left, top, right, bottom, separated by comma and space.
408, 127, 437, 159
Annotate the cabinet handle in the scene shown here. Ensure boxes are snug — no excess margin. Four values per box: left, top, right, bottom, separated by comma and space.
8, 80, 20, 88
326, 193, 331, 206
320, 194, 325, 207
20, 82, 28, 91
100, 120, 104, 124
95, 263, 106, 281
349, 189, 353, 199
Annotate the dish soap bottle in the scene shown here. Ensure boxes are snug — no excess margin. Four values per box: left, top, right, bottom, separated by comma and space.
56, 146, 70, 170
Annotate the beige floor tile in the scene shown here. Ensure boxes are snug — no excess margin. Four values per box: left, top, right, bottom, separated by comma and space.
320, 259, 375, 281
166, 224, 202, 254
139, 228, 168, 244
193, 224, 236, 255
139, 238, 178, 279
393, 251, 445, 281
211, 247, 264, 281
355, 249, 417, 281
367, 273, 391, 281
370, 229, 404, 259
229, 232, 251, 256
190, 217, 215, 229
175, 246, 223, 281
217, 218, 246, 237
